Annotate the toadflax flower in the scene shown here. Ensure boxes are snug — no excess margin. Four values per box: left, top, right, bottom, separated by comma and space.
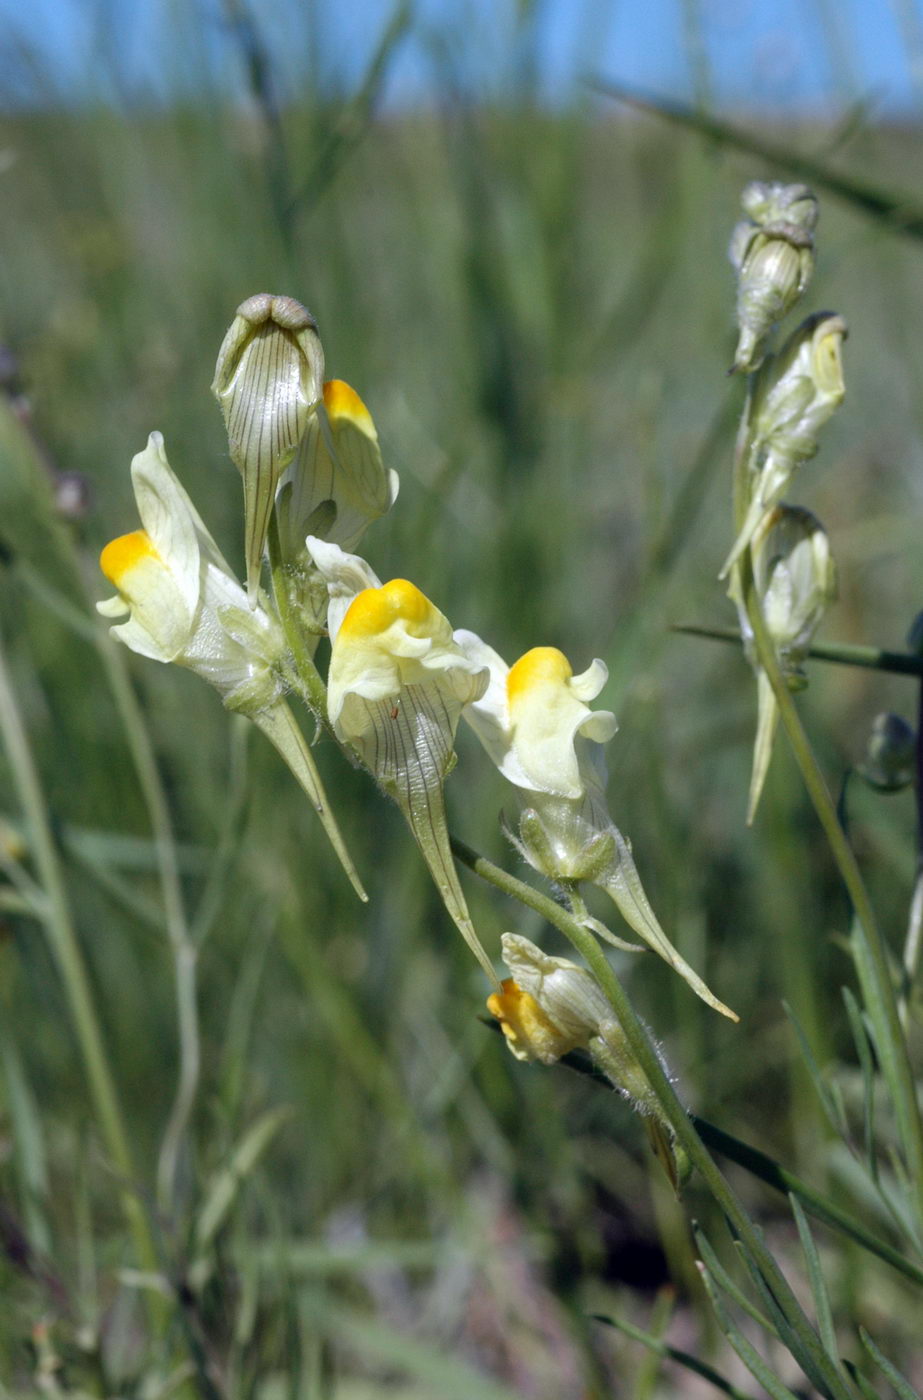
732, 504, 837, 823
488, 933, 690, 1190
313, 542, 495, 982
212, 293, 325, 605
98, 432, 364, 899
456, 634, 736, 1020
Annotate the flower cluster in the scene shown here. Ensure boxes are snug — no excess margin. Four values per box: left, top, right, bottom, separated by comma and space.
98, 289, 738, 1171
726, 185, 844, 821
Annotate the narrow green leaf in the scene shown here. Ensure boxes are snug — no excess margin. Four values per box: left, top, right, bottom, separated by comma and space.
593, 1311, 759, 1400
842, 986, 877, 1178
696, 1263, 803, 1400
784, 1001, 848, 1137
860, 1328, 922, 1400
635, 1289, 674, 1400
671, 623, 923, 679
320, 1307, 528, 1400
194, 1106, 293, 1254
726, 1227, 857, 1400
692, 1225, 776, 1336
844, 1359, 885, 1400
788, 1194, 840, 1368
0, 1021, 50, 1255
522, 1044, 923, 1290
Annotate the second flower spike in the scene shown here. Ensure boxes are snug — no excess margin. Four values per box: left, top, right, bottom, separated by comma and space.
212, 294, 325, 605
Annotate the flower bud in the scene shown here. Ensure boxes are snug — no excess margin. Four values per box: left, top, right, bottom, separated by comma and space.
753, 504, 836, 684
212, 294, 325, 604
858, 712, 916, 793
738, 506, 836, 823
730, 181, 818, 373
722, 312, 846, 576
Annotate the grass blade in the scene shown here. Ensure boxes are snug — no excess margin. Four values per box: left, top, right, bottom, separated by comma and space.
590, 80, 923, 241
788, 1194, 840, 1370
859, 1329, 921, 1400
593, 1310, 760, 1399
696, 1262, 803, 1400
842, 986, 878, 1178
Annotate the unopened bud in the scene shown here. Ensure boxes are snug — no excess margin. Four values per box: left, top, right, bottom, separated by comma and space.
754, 311, 846, 462
212, 294, 325, 604
753, 505, 836, 685
730, 181, 818, 373
858, 712, 916, 793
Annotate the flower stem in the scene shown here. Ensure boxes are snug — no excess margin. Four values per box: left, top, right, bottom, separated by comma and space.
739, 554, 923, 1227
451, 836, 858, 1398
266, 515, 330, 721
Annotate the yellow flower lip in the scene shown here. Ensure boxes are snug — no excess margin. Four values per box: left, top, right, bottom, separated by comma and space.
487, 977, 579, 1062
99, 529, 160, 587
323, 379, 376, 436
339, 578, 436, 641
506, 647, 573, 706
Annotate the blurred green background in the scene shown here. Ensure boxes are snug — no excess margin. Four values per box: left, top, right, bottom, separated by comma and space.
1, 1, 923, 1394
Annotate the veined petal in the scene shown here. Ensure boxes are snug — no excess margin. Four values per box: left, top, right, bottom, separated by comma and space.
212, 294, 325, 603
285, 380, 398, 555
506, 648, 617, 799
130, 433, 206, 615
326, 581, 493, 983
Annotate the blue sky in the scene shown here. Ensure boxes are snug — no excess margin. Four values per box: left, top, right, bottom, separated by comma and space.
1, 0, 921, 113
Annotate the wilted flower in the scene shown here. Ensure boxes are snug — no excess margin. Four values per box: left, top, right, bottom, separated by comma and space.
734, 505, 837, 822
730, 181, 818, 373
98, 433, 364, 898
212, 293, 325, 604
457, 634, 736, 1020
488, 933, 690, 1189
321, 562, 494, 981
723, 312, 846, 576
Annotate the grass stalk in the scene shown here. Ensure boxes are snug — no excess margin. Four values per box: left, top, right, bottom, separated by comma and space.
0, 621, 161, 1302
672, 624, 923, 679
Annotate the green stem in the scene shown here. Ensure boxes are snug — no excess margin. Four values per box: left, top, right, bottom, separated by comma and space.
739, 558, 923, 1226
452, 837, 858, 1399
266, 515, 330, 722
0, 623, 161, 1294
672, 623, 923, 679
